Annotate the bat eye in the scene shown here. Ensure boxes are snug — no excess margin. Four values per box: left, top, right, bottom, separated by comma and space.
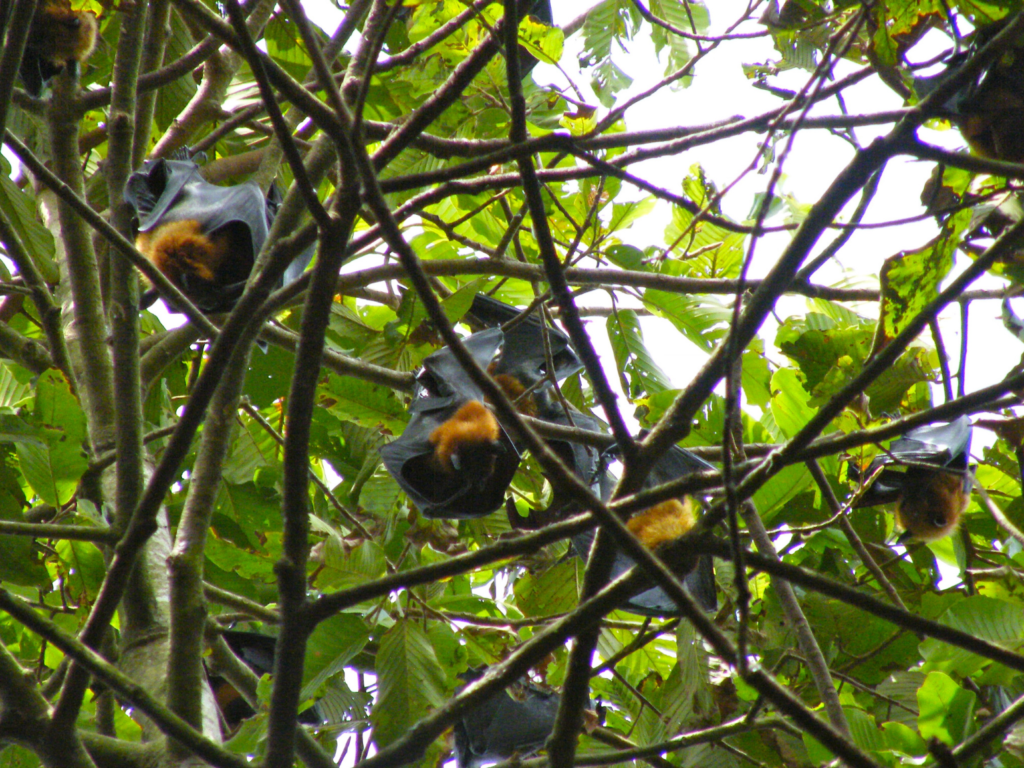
931, 513, 946, 528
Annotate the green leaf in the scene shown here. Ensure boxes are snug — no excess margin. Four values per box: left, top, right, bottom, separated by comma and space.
0, 158, 55, 283
650, 0, 706, 80
0, 450, 47, 587
0, 363, 33, 408
244, 343, 298, 409
519, 13, 563, 67
920, 596, 1024, 674
876, 217, 965, 345
642, 289, 730, 352
580, 0, 635, 106
372, 620, 448, 748
880, 721, 927, 756
513, 561, 579, 617
16, 371, 87, 506
769, 368, 816, 439
917, 671, 976, 745
153, 10, 197, 133
606, 309, 672, 398
314, 533, 388, 592
609, 197, 656, 232
302, 613, 372, 696
326, 375, 409, 433
55, 539, 107, 599
606, 244, 647, 271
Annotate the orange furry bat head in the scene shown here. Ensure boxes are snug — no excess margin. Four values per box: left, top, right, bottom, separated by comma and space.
124, 157, 312, 314
135, 220, 230, 286
20, 0, 98, 96
626, 497, 697, 550
488, 368, 540, 418
134, 218, 253, 311
896, 469, 970, 542
429, 400, 501, 472
850, 417, 972, 543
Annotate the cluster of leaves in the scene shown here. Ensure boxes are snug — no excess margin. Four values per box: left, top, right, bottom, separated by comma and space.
2, 0, 1024, 767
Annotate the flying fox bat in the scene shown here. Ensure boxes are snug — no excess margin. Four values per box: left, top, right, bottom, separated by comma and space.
572, 445, 718, 617
124, 157, 312, 314
915, 19, 1024, 164
382, 294, 587, 518
453, 668, 565, 768
208, 631, 323, 729
380, 328, 520, 519
17, 0, 98, 97
851, 416, 972, 541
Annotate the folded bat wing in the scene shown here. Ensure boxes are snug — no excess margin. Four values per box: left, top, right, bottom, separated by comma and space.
572, 445, 718, 617
854, 416, 972, 508
469, 294, 584, 386
454, 669, 562, 768
380, 328, 521, 518
125, 158, 313, 313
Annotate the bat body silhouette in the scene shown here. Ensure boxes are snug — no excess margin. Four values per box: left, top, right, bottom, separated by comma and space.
124, 157, 312, 314
209, 631, 322, 729
572, 446, 718, 617
380, 328, 520, 518
381, 295, 583, 519
852, 416, 972, 541
18, 0, 97, 96
453, 669, 562, 768
916, 20, 1024, 163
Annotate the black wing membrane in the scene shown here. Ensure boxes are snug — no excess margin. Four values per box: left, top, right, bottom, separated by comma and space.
454, 669, 561, 768
469, 293, 584, 387
380, 328, 520, 519
124, 158, 313, 313
571, 446, 718, 617
209, 631, 322, 728
853, 416, 972, 508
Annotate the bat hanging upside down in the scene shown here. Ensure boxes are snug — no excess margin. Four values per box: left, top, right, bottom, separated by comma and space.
850, 416, 973, 542
19, 0, 98, 96
429, 400, 502, 474
894, 468, 971, 542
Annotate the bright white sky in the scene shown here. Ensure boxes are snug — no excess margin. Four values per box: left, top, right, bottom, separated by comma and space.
303, 0, 1014, 441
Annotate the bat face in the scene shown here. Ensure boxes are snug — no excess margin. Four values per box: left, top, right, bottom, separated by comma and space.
19, 0, 98, 96
571, 446, 718, 617
454, 669, 561, 768
896, 469, 971, 541
380, 329, 521, 519
124, 158, 313, 313
852, 416, 972, 541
